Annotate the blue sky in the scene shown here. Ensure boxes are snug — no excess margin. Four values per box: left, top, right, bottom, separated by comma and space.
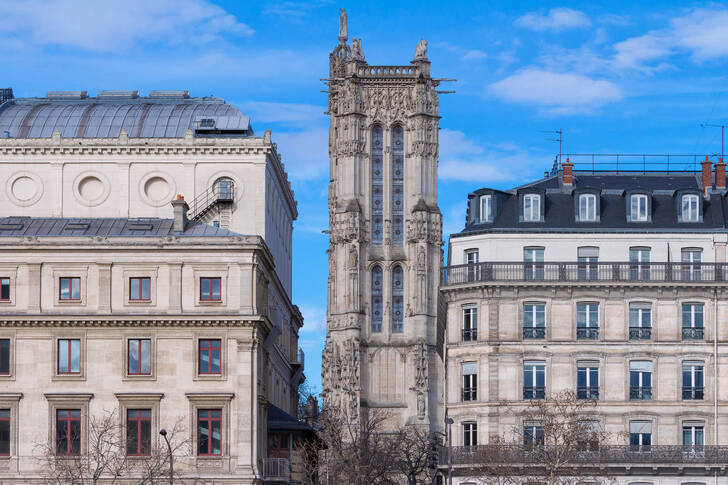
5, 1, 728, 392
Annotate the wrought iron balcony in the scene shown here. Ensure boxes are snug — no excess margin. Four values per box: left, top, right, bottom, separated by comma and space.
441, 262, 727, 286
682, 386, 705, 400
682, 327, 705, 340
523, 386, 545, 400
629, 327, 652, 340
576, 327, 599, 340
462, 387, 477, 401
577, 386, 599, 400
522, 327, 546, 340
630, 386, 652, 400
264, 458, 290, 481
462, 328, 477, 342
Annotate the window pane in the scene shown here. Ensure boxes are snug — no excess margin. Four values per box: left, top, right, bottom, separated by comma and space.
141, 340, 151, 374
60, 279, 69, 300
199, 418, 209, 455
71, 278, 80, 300
58, 340, 69, 373
130, 278, 139, 299
141, 278, 150, 300
200, 346, 209, 372
70, 419, 81, 454
211, 348, 221, 373
0, 417, 8, 455
371, 266, 383, 332
0, 278, 9, 300
70, 339, 80, 373
211, 419, 221, 455
140, 418, 151, 455
212, 278, 221, 300
371, 125, 383, 244
0, 339, 8, 374
128, 340, 139, 374
126, 417, 138, 454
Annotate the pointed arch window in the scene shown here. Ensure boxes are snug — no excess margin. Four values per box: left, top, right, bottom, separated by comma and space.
392, 265, 404, 333
371, 266, 383, 333
371, 126, 384, 245
391, 125, 404, 245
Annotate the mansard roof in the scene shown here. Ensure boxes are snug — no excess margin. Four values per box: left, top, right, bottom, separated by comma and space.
456, 171, 728, 237
0, 91, 252, 139
0, 217, 244, 238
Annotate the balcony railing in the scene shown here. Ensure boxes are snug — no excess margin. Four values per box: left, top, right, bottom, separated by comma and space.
577, 386, 600, 400
442, 262, 727, 286
444, 444, 728, 466
523, 327, 546, 340
264, 458, 290, 481
523, 386, 546, 400
629, 327, 652, 340
682, 327, 705, 340
630, 386, 652, 400
462, 328, 477, 342
682, 386, 705, 400
576, 327, 599, 340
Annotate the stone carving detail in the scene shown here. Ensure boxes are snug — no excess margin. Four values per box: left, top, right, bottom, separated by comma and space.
322, 337, 360, 417
339, 9, 348, 41
414, 39, 428, 60
410, 340, 429, 420
351, 38, 364, 61
416, 245, 427, 313
348, 244, 359, 311
406, 209, 442, 246
331, 209, 363, 244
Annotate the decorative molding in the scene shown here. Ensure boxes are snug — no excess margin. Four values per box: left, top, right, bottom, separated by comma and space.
0, 316, 264, 328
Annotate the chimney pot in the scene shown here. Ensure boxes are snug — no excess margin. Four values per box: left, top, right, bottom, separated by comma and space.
716, 158, 726, 190
171, 196, 190, 233
701, 156, 713, 196
562, 157, 573, 186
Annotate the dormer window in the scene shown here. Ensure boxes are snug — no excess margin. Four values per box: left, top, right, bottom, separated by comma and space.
630, 194, 648, 222
479, 195, 492, 222
578, 194, 597, 221
523, 194, 541, 222
682, 194, 699, 222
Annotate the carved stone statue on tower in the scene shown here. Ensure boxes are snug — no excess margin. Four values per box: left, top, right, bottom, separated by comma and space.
338, 8, 348, 43
414, 39, 428, 60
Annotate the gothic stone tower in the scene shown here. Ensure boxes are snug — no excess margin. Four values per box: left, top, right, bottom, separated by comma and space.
322, 10, 444, 432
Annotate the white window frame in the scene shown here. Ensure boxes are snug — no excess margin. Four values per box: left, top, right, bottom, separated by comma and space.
682, 303, 704, 329
479, 195, 491, 222
630, 194, 648, 221
579, 194, 597, 221
465, 249, 479, 265
629, 304, 651, 328
463, 422, 477, 447
523, 194, 541, 221
682, 194, 699, 222
462, 306, 477, 341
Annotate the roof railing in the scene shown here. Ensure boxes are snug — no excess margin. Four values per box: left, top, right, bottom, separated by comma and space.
552, 154, 718, 174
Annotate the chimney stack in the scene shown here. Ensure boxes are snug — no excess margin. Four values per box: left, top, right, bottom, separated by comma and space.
716, 158, 726, 190
701, 156, 713, 196
171, 194, 189, 233
562, 157, 573, 186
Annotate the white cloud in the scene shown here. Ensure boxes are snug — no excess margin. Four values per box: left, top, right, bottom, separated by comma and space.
613, 32, 673, 71
0, 0, 252, 52
242, 102, 325, 127
273, 128, 329, 181
462, 49, 487, 60
298, 304, 326, 334
516, 8, 591, 32
488, 69, 622, 114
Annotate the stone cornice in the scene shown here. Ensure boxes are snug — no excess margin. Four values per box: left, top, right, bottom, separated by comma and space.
0, 315, 269, 329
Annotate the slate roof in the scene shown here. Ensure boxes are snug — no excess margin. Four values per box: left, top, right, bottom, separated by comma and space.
455, 171, 728, 237
267, 404, 314, 433
0, 217, 244, 238
0, 91, 252, 139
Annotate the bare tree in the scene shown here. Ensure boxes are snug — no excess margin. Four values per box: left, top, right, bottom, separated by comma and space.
471, 391, 615, 485
390, 425, 437, 485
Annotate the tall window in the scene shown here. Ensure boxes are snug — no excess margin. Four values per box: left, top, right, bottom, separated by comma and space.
576, 303, 599, 340
200, 277, 221, 301
371, 266, 383, 333
682, 303, 704, 340
0, 339, 8, 375
681, 249, 702, 281
391, 265, 404, 333
523, 423, 544, 448
126, 409, 151, 456
630, 194, 648, 221
371, 125, 384, 245
523, 362, 545, 399
56, 409, 81, 456
128, 339, 151, 376
480, 195, 492, 222
197, 409, 222, 456
577, 247, 599, 280
629, 421, 651, 451
391, 125, 404, 245
682, 362, 704, 400
683, 423, 704, 453
59, 277, 80, 301
629, 303, 652, 340
522, 303, 545, 340
463, 422, 477, 447
577, 362, 599, 400
58, 339, 81, 374
199, 339, 221, 375
524, 247, 544, 280
0, 410, 8, 456
129, 277, 151, 301
462, 362, 477, 401
465, 249, 480, 282
0, 278, 8, 301
579, 194, 597, 221
681, 194, 699, 222
629, 247, 650, 280
629, 361, 652, 400
523, 194, 541, 221
462, 306, 477, 341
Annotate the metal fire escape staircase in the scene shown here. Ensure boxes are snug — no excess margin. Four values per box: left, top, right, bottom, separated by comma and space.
188, 180, 235, 221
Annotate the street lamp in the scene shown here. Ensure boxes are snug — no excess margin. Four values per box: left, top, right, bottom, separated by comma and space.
446, 417, 454, 485
159, 429, 173, 485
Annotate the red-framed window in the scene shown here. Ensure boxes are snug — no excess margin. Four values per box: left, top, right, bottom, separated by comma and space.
0, 409, 9, 456
198, 339, 221, 374
59, 277, 81, 300
58, 339, 81, 374
197, 409, 221, 456
129, 277, 151, 301
200, 277, 221, 301
0, 339, 9, 375
126, 409, 151, 456
127, 339, 151, 375
56, 409, 81, 456
0, 278, 9, 301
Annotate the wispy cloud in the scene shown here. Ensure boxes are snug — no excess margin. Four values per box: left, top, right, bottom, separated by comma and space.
488, 69, 622, 114
242, 101, 325, 127
516, 8, 591, 32
274, 128, 329, 181
0, 0, 252, 52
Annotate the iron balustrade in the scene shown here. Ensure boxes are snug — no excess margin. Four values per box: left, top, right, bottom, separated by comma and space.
523, 327, 546, 340
523, 387, 546, 400
682, 386, 705, 400
629, 327, 652, 340
577, 386, 600, 400
576, 327, 599, 340
264, 458, 290, 480
444, 444, 728, 466
630, 386, 652, 400
462, 387, 477, 401
682, 327, 705, 340
441, 262, 728, 286
462, 328, 477, 342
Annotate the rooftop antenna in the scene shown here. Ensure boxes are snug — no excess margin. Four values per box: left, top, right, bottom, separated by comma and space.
701, 123, 726, 160
541, 129, 564, 164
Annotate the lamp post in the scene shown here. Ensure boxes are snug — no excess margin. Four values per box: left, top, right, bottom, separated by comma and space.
159, 429, 173, 485
446, 417, 454, 485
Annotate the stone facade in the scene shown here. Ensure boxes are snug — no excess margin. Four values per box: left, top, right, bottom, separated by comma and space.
322, 10, 445, 432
